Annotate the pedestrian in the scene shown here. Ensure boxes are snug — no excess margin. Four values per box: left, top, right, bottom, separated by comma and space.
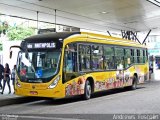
1, 63, 11, 94
11, 65, 16, 93
0, 64, 4, 90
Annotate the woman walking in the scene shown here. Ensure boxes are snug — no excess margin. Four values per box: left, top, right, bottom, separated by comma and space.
1, 63, 11, 94
0, 64, 4, 90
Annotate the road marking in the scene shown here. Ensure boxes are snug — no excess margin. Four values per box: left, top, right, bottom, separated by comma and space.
0, 114, 86, 120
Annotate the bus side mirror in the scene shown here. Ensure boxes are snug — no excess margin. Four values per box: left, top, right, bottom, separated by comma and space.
9, 51, 12, 59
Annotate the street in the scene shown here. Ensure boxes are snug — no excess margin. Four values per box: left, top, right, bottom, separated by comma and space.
0, 80, 160, 120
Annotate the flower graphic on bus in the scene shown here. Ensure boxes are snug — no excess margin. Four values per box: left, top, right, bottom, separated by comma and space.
65, 77, 85, 96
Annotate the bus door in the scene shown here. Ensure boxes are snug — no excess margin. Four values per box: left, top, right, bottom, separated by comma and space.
63, 43, 78, 83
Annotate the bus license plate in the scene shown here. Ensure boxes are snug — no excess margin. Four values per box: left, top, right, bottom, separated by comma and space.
30, 91, 38, 95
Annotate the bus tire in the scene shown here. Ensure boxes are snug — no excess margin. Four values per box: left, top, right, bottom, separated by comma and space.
83, 80, 91, 100
130, 75, 138, 90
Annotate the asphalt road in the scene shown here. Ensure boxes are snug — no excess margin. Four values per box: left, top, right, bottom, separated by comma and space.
0, 80, 160, 120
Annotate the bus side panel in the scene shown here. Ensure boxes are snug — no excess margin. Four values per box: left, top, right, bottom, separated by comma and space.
64, 76, 86, 97
134, 64, 149, 84
90, 71, 124, 92
92, 71, 120, 92
123, 66, 136, 87
62, 64, 149, 97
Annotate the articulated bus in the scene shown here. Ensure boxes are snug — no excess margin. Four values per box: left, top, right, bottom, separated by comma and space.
10, 32, 149, 100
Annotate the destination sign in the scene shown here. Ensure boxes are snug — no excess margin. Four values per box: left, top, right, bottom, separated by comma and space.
27, 42, 56, 49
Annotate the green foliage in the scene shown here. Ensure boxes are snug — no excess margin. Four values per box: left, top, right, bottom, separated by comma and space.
0, 44, 2, 51
7, 26, 35, 40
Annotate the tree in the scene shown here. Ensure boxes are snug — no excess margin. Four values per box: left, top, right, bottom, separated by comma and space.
0, 21, 9, 36
7, 25, 35, 40
0, 43, 2, 51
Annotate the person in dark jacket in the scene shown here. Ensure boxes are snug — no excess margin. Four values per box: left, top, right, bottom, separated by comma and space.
1, 63, 11, 94
11, 65, 16, 93
0, 64, 4, 89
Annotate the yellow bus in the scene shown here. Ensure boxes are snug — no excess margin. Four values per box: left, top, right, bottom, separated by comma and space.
10, 32, 149, 100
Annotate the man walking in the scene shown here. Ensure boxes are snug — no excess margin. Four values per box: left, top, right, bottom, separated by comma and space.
0, 64, 4, 89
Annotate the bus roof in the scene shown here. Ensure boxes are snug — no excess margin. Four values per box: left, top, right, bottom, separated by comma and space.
23, 31, 146, 48
24, 32, 80, 42
81, 32, 147, 48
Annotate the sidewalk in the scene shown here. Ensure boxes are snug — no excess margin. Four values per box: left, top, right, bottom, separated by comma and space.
152, 69, 160, 81
0, 81, 25, 107
0, 85, 39, 107
0, 94, 25, 107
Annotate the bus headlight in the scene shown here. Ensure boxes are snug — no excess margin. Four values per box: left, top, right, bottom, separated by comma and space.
16, 82, 21, 88
48, 75, 60, 89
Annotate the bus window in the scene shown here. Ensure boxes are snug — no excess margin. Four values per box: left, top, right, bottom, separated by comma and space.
115, 47, 125, 70
79, 44, 91, 71
140, 49, 143, 63
17, 51, 61, 82
104, 46, 115, 70
91, 45, 103, 70
131, 49, 134, 64
124, 49, 131, 68
133, 49, 137, 63
137, 49, 140, 63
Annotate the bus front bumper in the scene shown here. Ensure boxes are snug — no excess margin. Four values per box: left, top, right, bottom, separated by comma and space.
15, 88, 64, 98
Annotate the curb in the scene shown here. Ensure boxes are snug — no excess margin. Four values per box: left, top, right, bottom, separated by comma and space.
0, 96, 25, 107
0, 96, 41, 107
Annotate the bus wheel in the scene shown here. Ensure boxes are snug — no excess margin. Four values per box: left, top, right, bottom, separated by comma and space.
131, 76, 138, 90
83, 80, 91, 100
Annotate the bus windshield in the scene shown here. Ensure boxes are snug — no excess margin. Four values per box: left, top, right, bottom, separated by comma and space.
17, 50, 61, 83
